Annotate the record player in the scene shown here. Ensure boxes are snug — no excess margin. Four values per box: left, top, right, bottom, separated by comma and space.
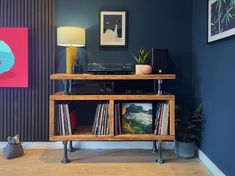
87, 63, 133, 75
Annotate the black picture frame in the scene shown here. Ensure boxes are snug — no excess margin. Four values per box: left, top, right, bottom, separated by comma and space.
99, 10, 127, 47
208, 0, 235, 43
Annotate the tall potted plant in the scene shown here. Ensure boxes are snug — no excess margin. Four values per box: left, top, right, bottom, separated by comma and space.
131, 48, 152, 74
175, 104, 203, 158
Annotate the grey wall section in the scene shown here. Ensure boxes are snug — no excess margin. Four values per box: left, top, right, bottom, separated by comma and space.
192, 0, 235, 175
0, 0, 55, 141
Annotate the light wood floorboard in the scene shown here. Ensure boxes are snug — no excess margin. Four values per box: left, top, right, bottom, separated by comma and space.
0, 149, 211, 176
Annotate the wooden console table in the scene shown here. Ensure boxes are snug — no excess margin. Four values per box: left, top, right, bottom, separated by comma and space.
50, 74, 176, 164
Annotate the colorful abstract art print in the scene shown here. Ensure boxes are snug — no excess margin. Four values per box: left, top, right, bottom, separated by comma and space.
0, 27, 28, 87
208, 0, 235, 42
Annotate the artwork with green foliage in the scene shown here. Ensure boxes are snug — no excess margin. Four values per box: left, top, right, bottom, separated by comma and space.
208, 0, 235, 42
122, 103, 153, 134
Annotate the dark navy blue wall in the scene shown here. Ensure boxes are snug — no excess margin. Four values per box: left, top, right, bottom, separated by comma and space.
192, 0, 235, 175
56, 0, 193, 103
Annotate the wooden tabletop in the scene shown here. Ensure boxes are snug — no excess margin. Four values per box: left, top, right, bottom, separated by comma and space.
50, 73, 176, 80
50, 92, 175, 100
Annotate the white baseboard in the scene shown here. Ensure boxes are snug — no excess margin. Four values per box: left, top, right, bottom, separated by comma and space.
0, 141, 174, 150
197, 148, 225, 176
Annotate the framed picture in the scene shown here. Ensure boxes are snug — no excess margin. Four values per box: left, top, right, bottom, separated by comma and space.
121, 103, 153, 134
100, 11, 127, 47
208, 0, 235, 43
0, 27, 28, 87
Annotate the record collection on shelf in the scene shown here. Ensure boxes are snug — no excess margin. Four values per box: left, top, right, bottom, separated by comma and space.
56, 104, 77, 135
56, 102, 169, 136
92, 103, 109, 135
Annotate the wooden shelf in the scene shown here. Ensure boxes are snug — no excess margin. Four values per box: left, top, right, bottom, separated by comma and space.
73, 126, 93, 135
50, 92, 175, 101
50, 95, 175, 140
50, 73, 176, 80
52, 126, 174, 141
50, 134, 175, 141
49, 73, 176, 143
49, 73, 176, 163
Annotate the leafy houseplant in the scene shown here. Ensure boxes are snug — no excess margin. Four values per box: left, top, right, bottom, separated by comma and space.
131, 48, 152, 74
175, 104, 203, 158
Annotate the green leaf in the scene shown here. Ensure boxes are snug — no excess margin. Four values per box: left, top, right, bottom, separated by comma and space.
143, 50, 151, 59
194, 104, 202, 113
191, 119, 202, 122
216, 0, 226, 11
131, 47, 150, 64
232, 0, 235, 7
131, 53, 140, 64
216, 0, 222, 11
186, 125, 197, 129
221, 6, 234, 26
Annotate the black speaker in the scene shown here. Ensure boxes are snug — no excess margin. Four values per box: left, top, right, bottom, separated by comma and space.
150, 48, 168, 73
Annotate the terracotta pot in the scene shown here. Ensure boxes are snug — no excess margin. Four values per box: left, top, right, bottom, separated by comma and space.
141, 65, 152, 74
135, 65, 152, 74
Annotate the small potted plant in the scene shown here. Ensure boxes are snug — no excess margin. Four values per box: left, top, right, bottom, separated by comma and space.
131, 48, 152, 74
175, 104, 203, 158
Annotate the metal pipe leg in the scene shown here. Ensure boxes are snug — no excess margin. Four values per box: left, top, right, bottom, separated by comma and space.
61, 141, 70, 164
156, 141, 164, 164
63, 80, 69, 95
157, 80, 163, 95
152, 141, 157, 153
68, 141, 75, 152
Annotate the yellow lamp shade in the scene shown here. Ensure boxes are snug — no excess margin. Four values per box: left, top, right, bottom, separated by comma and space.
57, 26, 86, 47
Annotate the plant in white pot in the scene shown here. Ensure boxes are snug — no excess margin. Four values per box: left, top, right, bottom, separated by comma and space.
175, 104, 203, 158
131, 48, 152, 74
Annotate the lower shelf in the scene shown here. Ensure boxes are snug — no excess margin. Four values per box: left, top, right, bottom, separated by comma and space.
50, 134, 174, 141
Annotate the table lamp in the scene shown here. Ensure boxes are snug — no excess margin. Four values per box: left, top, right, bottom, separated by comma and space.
57, 26, 86, 74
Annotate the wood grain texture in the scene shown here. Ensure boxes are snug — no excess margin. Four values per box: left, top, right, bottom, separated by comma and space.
50, 134, 175, 141
50, 73, 176, 80
50, 93, 175, 101
170, 97, 175, 136
109, 100, 115, 136
49, 94, 175, 141
0, 149, 211, 176
49, 100, 55, 137
49, 74, 176, 142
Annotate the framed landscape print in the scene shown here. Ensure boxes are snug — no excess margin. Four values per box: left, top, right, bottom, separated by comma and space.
121, 103, 153, 134
0, 27, 28, 87
208, 0, 235, 43
100, 11, 127, 47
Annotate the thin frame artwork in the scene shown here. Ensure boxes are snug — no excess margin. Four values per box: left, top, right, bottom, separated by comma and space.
100, 11, 127, 47
208, 0, 235, 43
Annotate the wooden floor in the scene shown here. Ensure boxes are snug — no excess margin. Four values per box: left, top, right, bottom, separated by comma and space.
0, 149, 211, 176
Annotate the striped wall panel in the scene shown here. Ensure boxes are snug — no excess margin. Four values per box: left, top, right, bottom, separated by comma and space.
0, 0, 55, 141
